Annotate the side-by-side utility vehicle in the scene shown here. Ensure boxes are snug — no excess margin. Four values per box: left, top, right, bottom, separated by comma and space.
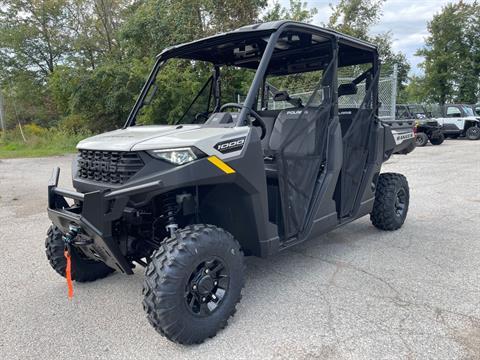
46, 21, 415, 344
432, 104, 480, 140
396, 104, 444, 146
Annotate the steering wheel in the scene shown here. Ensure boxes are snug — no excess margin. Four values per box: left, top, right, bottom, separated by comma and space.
194, 111, 210, 123
220, 103, 267, 140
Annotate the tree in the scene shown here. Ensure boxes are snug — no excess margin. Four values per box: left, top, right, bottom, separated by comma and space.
263, 0, 318, 22
417, 1, 480, 104
0, 0, 70, 78
64, 0, 129, 69
397, 76, 427, 104
121, 0, 268, 59
328, 0, 385, 39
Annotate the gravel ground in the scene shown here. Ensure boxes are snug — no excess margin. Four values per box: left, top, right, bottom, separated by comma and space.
0, 139, 479, 360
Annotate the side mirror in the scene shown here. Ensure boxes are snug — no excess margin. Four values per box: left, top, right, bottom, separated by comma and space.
338, 83, 357, 97
273, 90, 290, 102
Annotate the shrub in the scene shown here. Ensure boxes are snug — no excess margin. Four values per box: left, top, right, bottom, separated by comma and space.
0, 125, 91, 158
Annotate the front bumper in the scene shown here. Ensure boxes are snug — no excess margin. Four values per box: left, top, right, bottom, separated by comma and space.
47, 167, 162, 274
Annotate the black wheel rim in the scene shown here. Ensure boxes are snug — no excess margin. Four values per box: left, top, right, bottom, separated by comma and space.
469, 127, 479, 137
395, 188, 407, 217
185, 258, 229, 316
415, 135, 424, 146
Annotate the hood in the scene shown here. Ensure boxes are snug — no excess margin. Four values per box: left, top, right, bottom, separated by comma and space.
77, 125, 202, 151
77, 124, 252, 159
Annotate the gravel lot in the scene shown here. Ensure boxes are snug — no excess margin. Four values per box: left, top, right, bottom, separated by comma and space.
1, 140, 479, 360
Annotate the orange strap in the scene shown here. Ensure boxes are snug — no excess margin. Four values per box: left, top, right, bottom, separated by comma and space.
64, 249, 74, 299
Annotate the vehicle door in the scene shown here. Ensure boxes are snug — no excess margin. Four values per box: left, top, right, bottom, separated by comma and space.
443, 105, 465, 130
271, 44, 337, 240
337, 67, 380, 218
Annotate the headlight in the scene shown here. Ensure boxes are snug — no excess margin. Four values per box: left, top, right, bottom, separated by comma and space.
148, 147, 206, 165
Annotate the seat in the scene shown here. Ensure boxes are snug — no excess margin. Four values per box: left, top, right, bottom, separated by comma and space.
269, 107, 315, 154
256, 110, 281, 151
338, 108, 359, 137
264, 107, 316, 178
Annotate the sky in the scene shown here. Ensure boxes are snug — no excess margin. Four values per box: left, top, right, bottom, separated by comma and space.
269, 0, 472, 75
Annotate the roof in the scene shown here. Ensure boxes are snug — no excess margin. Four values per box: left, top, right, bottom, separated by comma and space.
157, 21, 377, 60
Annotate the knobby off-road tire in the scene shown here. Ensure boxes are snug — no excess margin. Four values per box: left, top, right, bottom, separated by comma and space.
142, 224, 245, 345
45, 225, 114, 282
429, 133, 444, 145
466, 126, 480, 140
370, 173, 409, 231
415, 132, 429, 147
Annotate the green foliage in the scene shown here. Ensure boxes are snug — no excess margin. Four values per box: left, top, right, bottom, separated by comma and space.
0, 0, 424, 158
69, 62, 144, 131
121, 0, 268, 59
263, 0, 317, 22
417, 1, 480, 104
0, 125, 90, 158
328, 0, 386, 39
397, 76, 427, 104
2, 71, 59, 128
0, 0, 70, 77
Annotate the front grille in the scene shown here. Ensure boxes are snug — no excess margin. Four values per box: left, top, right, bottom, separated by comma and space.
77, 150, 144, 185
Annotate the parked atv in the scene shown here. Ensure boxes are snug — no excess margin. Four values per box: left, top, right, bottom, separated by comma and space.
396, 104, 444, 146
46, 21, 415, 345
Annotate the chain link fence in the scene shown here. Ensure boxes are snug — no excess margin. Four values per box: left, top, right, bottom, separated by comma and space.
238, 65, 398, 121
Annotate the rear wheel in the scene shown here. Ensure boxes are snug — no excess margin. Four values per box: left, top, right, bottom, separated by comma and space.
430, 133, 444, 145
466, 126, 480, 140
142, 224, 245, 344
415, 132, 429, 147
370, 173, 409, 231
45, 225, 114, 282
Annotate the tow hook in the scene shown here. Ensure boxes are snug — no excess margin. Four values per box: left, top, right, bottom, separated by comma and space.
62, 225, 93, 246
62, 224, 81, 300
62, 224, 81, 245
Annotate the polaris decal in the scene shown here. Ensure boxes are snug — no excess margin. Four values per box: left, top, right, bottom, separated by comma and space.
214, 137, 246, 154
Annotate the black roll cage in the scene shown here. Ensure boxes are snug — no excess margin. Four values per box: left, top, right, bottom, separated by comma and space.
123, 21, 379, 129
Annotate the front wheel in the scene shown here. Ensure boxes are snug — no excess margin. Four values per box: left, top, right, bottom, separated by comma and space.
415, 132, 429, 147
142, 224, 245, 344
370, 173, 409, 231
466, 126, 480, 140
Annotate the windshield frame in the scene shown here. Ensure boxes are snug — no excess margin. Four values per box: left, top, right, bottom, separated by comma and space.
462, 105, 474, 117
123, 33, 278, 128
124, 23, 378, 129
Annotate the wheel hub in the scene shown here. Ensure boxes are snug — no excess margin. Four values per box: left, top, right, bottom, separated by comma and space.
197, 275, 214, 295
185, 258, 229, 316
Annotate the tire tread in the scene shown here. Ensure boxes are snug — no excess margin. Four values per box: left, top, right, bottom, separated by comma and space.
370, 173, 409, 231
142, 224, 244, 345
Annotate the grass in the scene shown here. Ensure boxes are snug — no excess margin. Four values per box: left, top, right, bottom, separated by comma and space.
0, 125, 90, 159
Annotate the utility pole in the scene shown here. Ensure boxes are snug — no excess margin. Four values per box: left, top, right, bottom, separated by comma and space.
391, 64, 398, 121
0, 89, 5, 136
